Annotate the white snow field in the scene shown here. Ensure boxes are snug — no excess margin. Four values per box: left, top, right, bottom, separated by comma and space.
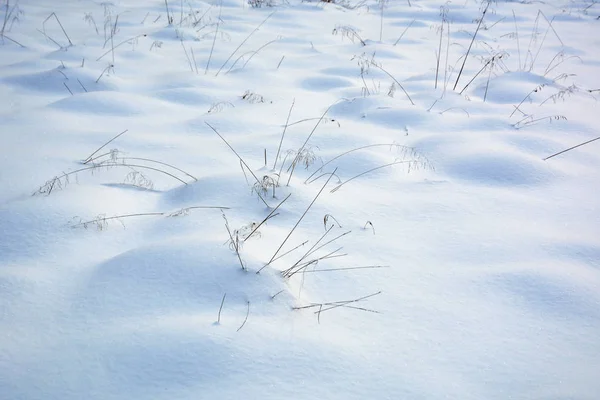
1, 0, 599, 398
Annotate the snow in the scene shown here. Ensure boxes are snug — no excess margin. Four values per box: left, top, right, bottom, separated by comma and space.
1, 0, 599, 398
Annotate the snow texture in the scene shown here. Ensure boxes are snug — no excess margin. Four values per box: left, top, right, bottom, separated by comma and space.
1, 0, 599, 399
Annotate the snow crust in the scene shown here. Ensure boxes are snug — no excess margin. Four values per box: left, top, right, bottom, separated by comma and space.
1, 0, 599, 398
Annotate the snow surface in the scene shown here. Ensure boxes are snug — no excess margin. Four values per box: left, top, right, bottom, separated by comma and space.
1, 0, 600, 399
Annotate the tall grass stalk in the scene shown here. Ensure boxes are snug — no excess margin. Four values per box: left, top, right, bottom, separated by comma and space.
453, 2, 489, 91
273, 99, 295, 170
393, 19, 414, 46
205, 0, 222, 74
543, 135, 600, 160
215, 11, 275, 77
83, 129, 129, 163
259, 168, 337, 273
205, 122, 270, 207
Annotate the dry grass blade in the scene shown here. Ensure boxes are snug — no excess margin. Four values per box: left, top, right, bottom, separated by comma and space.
35, 162, 189, 196
270, 240, 309, 264
237, 301, 250, 332
281, 226, 334, 275
367, 61, 414, 105
117, 163, 191, 185
43, 12, 72, 46
285, 247, 348, 278
302, 230, 351, 264
240, 39, 278, 70
217, 293, 226, 323
77, 78, 88, 92
529, 13, 557, 72
260, 168, 337, 273
523, 10, 541, 70
215, 11, 276, 77
273, 99, 295, 170
512, 10, 521, 70
510, 84, 545, 118
296, 101, 343, 160
205, 122, 270, 207
287, 100, 346, 182
164, 0, 172, 24
305, 143, 418, 183
95, 64, 113, 83
316, 291, 382, 315
1, 0, 19, 39
435, 6, 448, 89
243, 193, 291, 243
323, 214, 342, 229
180, 39, 194, 72
307, 172, 341, 185
331, 161, 419, 193
284, 117, 337, 128
36, 28, 63, 48
294, 302, 380, 319
301, 265, 389, 273
544, 54, 582, 77
2, 34, 25, 47
167, 206, 231, 217
543, 135, 600, 160
226, 39, 279, 74
83, 129, 129, 164
453, 2, 488, 91
439, 107, 470, 117
302, 291, 383, 322
282, 230, 351, 278
205, 0, 222, 74
115, 157, 197, 181
222, 212, 246, 270
71, 205, 228, 229
63, 82, 73, 95
513, 115, 567, 129
96, 34, 146, 61
71, 212, 164, 229
295, 295, 381, 310
393, 19, 415, 46
459, 54, 500, 95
